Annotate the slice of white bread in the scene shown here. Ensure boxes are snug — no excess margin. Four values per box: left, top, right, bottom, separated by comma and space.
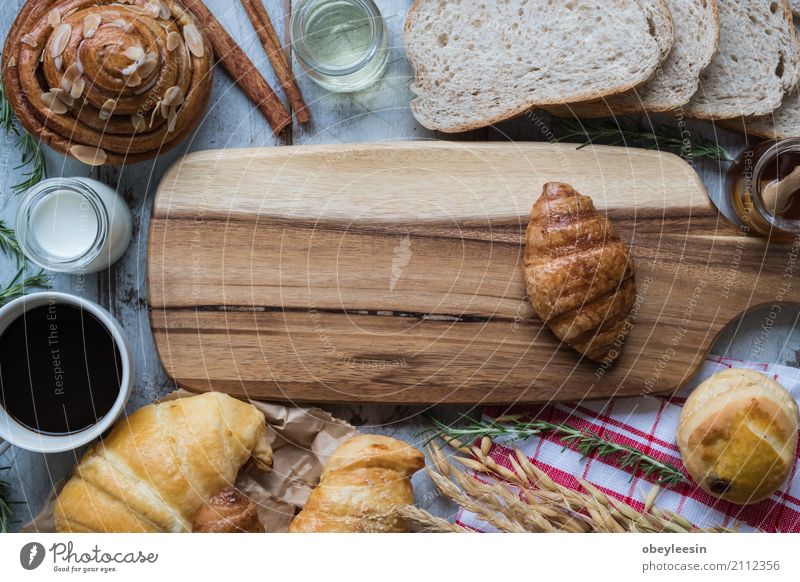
404, 0, 671, 132
548, 0, 719, 117
725, 19, 800, 138
683, 0, 798, 120
730, 90, 800, 137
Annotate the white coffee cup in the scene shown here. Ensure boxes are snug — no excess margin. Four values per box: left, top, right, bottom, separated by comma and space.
0, 292, 133, 454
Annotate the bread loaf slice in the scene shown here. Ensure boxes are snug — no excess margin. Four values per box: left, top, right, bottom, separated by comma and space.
725, 17, 800, 139
549, 0, 719, 117
405, 0, 670, 132
683, 0, 797, 120
729, 90, 800, 138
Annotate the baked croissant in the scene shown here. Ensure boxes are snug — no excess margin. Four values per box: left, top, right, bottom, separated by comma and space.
289, 435, 425, 533
54, 392, 273, 533
2, 0, 213, 166
192, 488, 265, 533
523, 182, 636, 362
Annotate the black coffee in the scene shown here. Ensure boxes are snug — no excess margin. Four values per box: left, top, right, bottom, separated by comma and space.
0, 302, 122, 435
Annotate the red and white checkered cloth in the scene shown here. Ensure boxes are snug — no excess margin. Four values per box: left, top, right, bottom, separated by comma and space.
455, 357, 800, 533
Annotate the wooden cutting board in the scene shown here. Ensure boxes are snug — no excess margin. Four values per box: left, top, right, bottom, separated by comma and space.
148, 141, 791, 404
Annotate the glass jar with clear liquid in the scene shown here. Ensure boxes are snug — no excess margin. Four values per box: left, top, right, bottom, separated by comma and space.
291, 0, 389, 92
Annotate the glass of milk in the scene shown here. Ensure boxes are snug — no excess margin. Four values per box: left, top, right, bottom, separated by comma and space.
16, 178, 132, 274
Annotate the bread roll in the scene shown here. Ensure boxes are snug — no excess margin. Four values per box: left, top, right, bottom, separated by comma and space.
192, 488, 264, 533
289, 435, 425, 533
54, 392, 273, 532
2, 0, 214, 166
677, 369, 799, 505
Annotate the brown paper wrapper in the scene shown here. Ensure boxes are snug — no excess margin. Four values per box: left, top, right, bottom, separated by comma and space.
23, 392, 360, 533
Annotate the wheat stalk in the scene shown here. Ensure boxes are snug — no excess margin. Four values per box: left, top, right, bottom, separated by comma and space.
425, 437, 734, 533
395, 505, 470, 533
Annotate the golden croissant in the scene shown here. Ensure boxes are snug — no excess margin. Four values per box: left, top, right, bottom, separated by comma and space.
289, 435, 425, 533
523, 182, 636, 362
54, 392, 273, 533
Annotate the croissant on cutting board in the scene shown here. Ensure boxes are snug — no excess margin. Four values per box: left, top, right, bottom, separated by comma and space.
523, 182, 637, 363
54, 393, 273, 533
289, 435, 425, 533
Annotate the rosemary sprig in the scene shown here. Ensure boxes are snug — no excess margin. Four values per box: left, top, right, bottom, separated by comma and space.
0, 81, 47, 193
13, 132, 47, 194
550, 116, 733, 162
0, 220, 24, 265
0, 268, 49, 306
427, 415, 688, 488
1, 467, 15, 533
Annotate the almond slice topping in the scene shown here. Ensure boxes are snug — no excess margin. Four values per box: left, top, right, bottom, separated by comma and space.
50, 23, 72, 58
20, 34, 37, 48
61, 62, 82, 93
40, 92, 68, 114
131, 113, 147, 132
70, 145, 107, 166
158, 0, 171, 19
183, 24, 204, 58
48, 8, 61, 28
125, 70, 143, 87
99, 98, 117, 120
144, 1, 161, 18
83, 14, 102, 38
166, 31, 181, 52
112, 19, 132, 32
162, 85, 185, 107
70, 77, 86, 99
124, 46, 145, 62
50, 88, 75, 107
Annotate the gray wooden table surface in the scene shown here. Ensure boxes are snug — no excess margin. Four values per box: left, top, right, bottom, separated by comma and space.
1, 0, 798, 531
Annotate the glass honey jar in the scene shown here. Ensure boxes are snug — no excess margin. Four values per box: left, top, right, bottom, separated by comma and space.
727, 138, 800, 241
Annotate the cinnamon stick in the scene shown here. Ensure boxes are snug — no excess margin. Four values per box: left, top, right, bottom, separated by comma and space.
240, 0, 310, 123
182, 0, 291, 135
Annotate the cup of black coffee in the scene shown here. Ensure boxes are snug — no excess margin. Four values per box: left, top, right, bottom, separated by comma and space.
0, 292, 133, 454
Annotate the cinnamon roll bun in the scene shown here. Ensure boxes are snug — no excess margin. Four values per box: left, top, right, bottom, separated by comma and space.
2, 0, 213, 166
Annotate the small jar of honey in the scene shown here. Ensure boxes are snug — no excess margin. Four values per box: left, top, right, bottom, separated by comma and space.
727, 137, 800, 240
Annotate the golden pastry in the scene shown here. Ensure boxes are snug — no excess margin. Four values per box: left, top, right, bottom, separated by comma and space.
289, 435, 425, 533
523, 182, 636, 362
677, 369, 799, 505
54, 393, 273, 532
192, 488, 265, 533
2, 0, 213, 166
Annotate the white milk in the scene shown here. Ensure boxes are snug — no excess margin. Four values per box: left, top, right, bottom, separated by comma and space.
28, 189, 100, 260
16, 178, 133, 274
